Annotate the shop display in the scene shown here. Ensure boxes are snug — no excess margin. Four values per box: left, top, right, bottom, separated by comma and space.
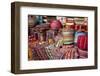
28, 15, 88, 60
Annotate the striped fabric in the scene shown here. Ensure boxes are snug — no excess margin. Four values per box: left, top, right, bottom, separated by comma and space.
31, 44, 49, 60
62, 47, 78, 59
29, 44, 79, 60
62, 30, 74, 45
77, 35, 88, 50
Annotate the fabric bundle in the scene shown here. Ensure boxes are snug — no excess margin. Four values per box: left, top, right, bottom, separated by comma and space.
62, 46, 78, 59
62, 30, 74, 44
32, 44, 49, 60
74, 32, 86, 44
78, 49, 88, 58
45, 44, 56, 59
77, 35, 88, 50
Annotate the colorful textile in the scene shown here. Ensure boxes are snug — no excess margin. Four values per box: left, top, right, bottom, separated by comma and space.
77, 35, 88, 50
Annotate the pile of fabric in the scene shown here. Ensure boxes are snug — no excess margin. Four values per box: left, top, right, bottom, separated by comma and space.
28, 16, 88, 60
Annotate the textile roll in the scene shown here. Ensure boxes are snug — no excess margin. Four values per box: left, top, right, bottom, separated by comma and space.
62, 30, 74, 44
74, 32, 86, 44
77, 35, 88, 50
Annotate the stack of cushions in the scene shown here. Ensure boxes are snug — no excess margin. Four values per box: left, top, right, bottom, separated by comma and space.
62, 30, 74, 45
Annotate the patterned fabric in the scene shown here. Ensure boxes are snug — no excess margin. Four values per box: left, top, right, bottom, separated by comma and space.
74, 32, 86, 43
30, 44, 79, 60
78, 48, 88, 58
62, 30, 74, 44
77, 35, 88, 50
45, 45, 79, 59
31, 44, 49, 60
62, 47, 78, 59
